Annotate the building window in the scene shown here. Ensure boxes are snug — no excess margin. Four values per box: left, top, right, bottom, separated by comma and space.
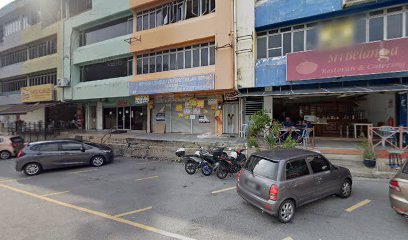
80, 16, 133, 46
0, 78, 27, 93
29, 71, 57, 86
136, 0, 215, 32
80, 57, 133, 82
136, 42, 215, 75
68, 0, 92, 17
256, 5, 408, 59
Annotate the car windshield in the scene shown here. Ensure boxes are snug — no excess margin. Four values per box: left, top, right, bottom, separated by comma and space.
10, 137, 24, 143
244, 156, 279, 180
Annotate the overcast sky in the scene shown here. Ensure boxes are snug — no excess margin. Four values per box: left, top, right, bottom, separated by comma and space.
0, 0, 15, 9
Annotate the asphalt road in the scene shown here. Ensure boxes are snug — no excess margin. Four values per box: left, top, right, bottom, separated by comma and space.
0, 157, 407, 240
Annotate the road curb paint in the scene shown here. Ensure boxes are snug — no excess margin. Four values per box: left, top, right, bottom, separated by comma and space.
211, 186, 236, 194
41, 191, 70, 197
346, 199, 371, 212
135, 176, 159, 181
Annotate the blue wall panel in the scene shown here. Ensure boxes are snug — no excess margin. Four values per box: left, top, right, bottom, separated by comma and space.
255, 57, 287, 87
255, 0, 342, 29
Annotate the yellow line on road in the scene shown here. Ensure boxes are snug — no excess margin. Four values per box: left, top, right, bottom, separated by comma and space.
211, 186, 237, 194
68, 169, 97, 174
41, 191, 70, 197
0, 183, 195, 240
135, 176, 159, 181
0, 177, 31, 183
114, 206, 153, 218
346, 199, 371, 213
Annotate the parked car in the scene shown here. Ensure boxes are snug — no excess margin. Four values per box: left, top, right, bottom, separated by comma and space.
16, 139, 114, 176
237, 148, 352, 223
389, 159, 408, 218
0, 136, 25, 160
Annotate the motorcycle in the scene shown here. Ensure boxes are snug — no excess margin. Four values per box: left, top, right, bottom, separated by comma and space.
176, 146, 227, 176
215, 148, 247, 179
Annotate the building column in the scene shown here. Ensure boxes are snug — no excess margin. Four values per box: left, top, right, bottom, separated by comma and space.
96, 102, 103, 130
264, 96, 273, 119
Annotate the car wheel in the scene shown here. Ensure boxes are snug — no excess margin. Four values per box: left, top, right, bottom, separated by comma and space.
24, 163, 41, 176
0, 150, 11, 160
90, 156, 105, 167
338, 179, 352, 199
278, 199, 295, 223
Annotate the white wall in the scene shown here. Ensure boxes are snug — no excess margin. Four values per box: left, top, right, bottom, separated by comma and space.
236, 0, 255, 88
358, 93, 395, 126
20, 108, 45, 123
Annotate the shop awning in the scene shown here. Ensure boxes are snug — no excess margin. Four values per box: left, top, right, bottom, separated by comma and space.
240, 84, 408, 98
0, 103, 54, 115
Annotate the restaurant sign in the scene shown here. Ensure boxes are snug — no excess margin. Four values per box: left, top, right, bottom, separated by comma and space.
21, 84, 54, 103
287, 38, 408, 81
129, 73, 215, 95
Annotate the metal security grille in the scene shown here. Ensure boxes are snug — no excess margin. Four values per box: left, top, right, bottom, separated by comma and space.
245, 97, 264, 116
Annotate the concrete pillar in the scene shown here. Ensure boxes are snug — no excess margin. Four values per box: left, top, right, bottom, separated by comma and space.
264, 96, 273, 119
96, 102, 103, 130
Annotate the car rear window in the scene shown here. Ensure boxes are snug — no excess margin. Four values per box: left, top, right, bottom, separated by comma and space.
244, 156, 279, 180
10, 137, 24, 143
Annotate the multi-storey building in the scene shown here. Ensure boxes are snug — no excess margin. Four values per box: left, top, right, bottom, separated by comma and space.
61, 0, 135, 131
239, 0, 408, 138
129, 0, 236, 135
0, 0, 71, 128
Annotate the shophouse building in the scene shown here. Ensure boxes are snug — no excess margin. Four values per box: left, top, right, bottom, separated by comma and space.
239, 0, 408, 138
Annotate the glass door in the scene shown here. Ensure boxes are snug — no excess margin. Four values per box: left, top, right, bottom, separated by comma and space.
124, 107, 131, 130
117, 107, 124, 129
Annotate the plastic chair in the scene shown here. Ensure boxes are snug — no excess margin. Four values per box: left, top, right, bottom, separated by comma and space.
240, 124, 248, 138
301, 128, 313, 147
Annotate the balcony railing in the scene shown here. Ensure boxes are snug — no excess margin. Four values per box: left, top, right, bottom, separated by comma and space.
368, 126, 408, 151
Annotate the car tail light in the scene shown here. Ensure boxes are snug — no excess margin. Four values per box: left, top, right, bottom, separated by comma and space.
16, 150, 25, 158
269, 184, 278, 201
390, 180, 401, 192
237, 170, 242, 182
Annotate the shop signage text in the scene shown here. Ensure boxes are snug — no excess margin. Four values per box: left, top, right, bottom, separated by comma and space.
21, 84, 54, 103
116, 101, 129, 107
129, 73, 215, 95
135, 95, 149, 104
287, 38, 408, 81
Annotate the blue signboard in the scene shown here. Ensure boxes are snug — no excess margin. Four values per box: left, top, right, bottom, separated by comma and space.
129, 73, 215, 95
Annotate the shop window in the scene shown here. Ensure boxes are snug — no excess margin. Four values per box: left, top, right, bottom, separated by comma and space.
177, 49, 184, 70
80, 16, 133, 46
369, 17, 384, 42
210, 45, 215, 65
80, 57, 133, 82
127, 58, 133, 75
387, 14, 403, 39
354, 17, 367, 43
163, 52, 170, 71
306, 28, 318, 50
200, 44, 209, 67
257, 37, 267, 59
282, 32, 292, 56
136, 57, 142, 74
156, 54, 163, 72
0, 78, 27, 93
193, 46, 200, 67
293, 31, 304, 52
143, 55, 149, 74
185, 48, 192, 68
170, 50, 177, 70
149, 55, 156, 73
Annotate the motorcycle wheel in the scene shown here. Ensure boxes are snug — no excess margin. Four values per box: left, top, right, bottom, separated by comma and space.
201, 164, 213, 176
216, 166, 228, 179
185, 161, 197, 175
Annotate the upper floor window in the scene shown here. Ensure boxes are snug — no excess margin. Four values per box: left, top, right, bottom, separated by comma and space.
80, 16, 133, 46
256, 5, 408, 59
80, 57, 133, 82
4, 19, 23, 37
68, 0, 92, 17
136, 0, 215, 32
0, 78, 27, 93
136, 42, 215, 75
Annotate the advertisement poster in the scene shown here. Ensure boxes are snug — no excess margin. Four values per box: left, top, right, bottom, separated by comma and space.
196, 99, 205, 108
176, 104, 183, 112
199, 115, 210, 123
189, 98, 197, 107
208, 98, 217, 105
183, 108, 192, 115
178, 113, 184, 118
156, 113, 165, 121
193, 108, 201, 115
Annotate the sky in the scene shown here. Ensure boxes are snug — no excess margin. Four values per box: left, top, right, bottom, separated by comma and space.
0, 0, 15, 9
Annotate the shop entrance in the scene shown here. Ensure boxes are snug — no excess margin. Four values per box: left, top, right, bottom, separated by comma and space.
103, 106, 147, 131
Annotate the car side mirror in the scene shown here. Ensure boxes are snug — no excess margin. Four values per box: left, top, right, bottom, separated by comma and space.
80, 147, 86, 152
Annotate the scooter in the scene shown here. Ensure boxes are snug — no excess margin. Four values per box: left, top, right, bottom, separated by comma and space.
215, 148, 247, 179
176, 147, 215, 176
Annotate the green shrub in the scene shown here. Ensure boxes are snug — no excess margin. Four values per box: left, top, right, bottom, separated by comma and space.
360, 137, 376, 160
248, 136, 258, 147
282, 136, 297, 149
248, 111, 271, 138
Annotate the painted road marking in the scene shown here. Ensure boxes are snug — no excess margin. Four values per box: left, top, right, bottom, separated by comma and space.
282, 237, 294, 240
41, 191, 70, 197
0, 183, 195, 240
212, 186, 237, 194
135, 176, 159, 181
114, 206, 153, 218
0, 177, 31, 183
346, 199, 371, 213
68, 169, 98, 174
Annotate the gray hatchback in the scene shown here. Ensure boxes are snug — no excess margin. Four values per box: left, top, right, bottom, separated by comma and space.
237, 148, 352, 223
16, 139, 114, 176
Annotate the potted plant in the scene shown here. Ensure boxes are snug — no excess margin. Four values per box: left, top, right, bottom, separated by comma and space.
361, 137, 376, 168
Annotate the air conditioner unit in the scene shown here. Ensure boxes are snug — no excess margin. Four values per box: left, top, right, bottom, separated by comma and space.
56, 78, 70, 88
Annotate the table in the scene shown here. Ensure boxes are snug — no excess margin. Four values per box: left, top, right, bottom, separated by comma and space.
354, 123, 373, 139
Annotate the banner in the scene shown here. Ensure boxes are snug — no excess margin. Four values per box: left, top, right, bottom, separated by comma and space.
287, 38, 408, 81
21, 84, 54, 103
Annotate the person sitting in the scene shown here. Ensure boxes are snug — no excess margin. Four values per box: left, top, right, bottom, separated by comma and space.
283, 117, 295, 128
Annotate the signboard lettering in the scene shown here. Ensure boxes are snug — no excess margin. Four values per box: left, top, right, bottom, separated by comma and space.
21, 84, 54, 103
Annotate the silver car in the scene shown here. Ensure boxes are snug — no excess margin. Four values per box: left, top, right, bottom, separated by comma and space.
237, 148, 352, 223
389, 159, 408, 217
16, 139, 114, 176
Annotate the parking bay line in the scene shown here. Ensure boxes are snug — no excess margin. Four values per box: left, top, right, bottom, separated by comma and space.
0, 183, 196, 240
0, 177, 31, 183
211, 186, 237, 194
41, 191, 70, 197
135, 176, 159, 181
346, 199, 371, 213
68, 169, 98, 174
114, 206, 153, 218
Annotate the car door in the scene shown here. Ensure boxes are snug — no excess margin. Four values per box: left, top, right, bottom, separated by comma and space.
34, 142, 64, 169
307, 155, 338, 198
59, 141, 90, 166
284, 158, 315, 205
